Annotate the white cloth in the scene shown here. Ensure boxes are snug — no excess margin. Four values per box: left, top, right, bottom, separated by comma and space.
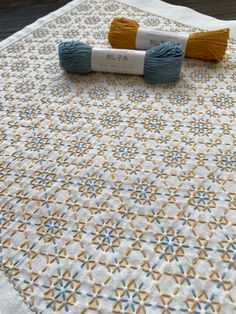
0, 0, 235, 313
119, 0, 236, 39
1, 0, 236, 51
0, 273, 32, 314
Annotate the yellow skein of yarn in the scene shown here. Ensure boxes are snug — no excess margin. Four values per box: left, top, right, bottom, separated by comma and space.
109, 17, 138, 49
186, 28, 229, 62
108, 18, 229, 62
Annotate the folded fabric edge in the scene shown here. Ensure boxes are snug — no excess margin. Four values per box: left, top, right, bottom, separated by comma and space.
117, 0, 236, 40
1, 0, 235, 51
0, 0, 84, 50
0, 272, 33, 314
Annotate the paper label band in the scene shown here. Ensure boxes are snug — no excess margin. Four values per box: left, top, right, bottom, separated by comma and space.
136, 28, 189, 53
91, 48, 145, 75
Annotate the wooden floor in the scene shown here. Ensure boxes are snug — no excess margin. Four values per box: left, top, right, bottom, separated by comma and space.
0, 0, 235, 41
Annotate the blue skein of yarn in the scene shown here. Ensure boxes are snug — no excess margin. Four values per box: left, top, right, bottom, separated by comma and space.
58, 41, 184, 84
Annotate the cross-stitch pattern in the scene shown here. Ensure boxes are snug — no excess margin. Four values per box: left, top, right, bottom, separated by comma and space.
0, 0, 235, 313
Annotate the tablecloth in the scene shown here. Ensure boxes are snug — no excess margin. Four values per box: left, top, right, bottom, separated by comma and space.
0, 0, 235, 313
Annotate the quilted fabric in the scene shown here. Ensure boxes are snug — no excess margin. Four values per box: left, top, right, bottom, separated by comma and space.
0, 0, 235, 313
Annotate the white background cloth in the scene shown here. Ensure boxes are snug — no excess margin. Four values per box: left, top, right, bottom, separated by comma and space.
0, 0, 235, 313
0, 0, 236, 51
119, 0, 236, 39
0, 273, 32, 314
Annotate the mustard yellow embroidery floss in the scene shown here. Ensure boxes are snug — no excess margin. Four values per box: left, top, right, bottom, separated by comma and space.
186, 28, 229, 62
108, 18, 229, 62
108, 17, 138, 49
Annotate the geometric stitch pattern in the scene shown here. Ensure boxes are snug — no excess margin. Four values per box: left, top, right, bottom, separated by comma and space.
0, 0, 235, 313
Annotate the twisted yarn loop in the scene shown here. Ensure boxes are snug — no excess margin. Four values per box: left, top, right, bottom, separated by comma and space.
186, 28, 229, 62
59, 41, 92, 74
108, 17, 138, 49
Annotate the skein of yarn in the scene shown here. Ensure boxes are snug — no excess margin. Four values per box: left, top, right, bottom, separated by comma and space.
108, 18, 229, 62
58, 41, 184, 84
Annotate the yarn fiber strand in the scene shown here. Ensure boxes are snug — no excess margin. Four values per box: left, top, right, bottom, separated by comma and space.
144, 41, 183, 83
59, 42, 92, 74
58, 41, 184, 84
186, 28, 229, 62
108, 17, 138, 49
108, 17, 229, 62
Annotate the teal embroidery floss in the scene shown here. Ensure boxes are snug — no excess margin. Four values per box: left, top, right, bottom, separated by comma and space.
58, 41, 184, 84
